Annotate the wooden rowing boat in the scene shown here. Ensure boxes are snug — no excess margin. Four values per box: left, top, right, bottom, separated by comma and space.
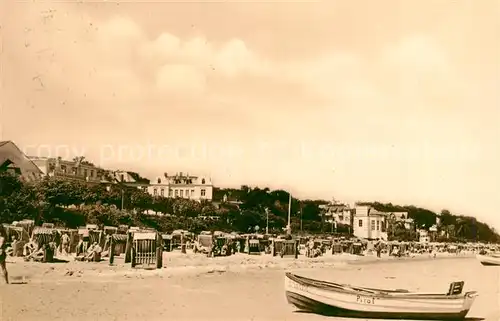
284, 272, 477, 320
476, 254, 500, 266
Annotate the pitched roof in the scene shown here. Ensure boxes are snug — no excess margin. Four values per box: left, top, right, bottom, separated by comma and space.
0, 141, 43, 175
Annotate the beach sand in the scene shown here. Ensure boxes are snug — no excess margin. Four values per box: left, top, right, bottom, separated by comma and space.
0, 253, 497, 321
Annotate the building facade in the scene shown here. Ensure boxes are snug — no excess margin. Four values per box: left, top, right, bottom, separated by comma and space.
390, 212, 414, 230
147, 172, 213, 201
319, 201, 353, 226
28, 156, 147, 190
353, 205, 388, 240
0, 141, 43, 182
30, 156, 104, 183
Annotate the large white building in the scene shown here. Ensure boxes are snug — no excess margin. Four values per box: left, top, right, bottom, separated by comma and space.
147, 172, 213, 201
353, 205, 388, 240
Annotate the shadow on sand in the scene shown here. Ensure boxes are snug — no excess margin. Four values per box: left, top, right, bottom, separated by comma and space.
293, 311, 484, 321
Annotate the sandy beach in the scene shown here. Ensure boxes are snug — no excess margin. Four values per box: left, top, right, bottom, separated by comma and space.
0, 253, 497, 321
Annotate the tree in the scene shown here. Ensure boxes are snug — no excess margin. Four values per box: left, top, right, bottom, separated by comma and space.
130, 189, 154, 213
300, 200, 322, 221
0, 172, 23, 196
232, 210, 264, 232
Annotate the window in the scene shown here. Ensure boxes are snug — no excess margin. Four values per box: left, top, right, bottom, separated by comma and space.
153, 189, 157, 196
72, 167, 77, 175
186, 189, 190, 197
168, 190, 173, 197
160, 189, 164, 197
90, 170, 94, 177
201, 189, 206, 197
120, 174, 124, 182
371, 220, 375, 231
142, 186, 147, 192
358, 219, 363, 227
191, 189, 195, 195
376, 220, 380, 231
157, 178, 161, 184
175, 190, 178, 197
201, 178, 205, 184
61, 165, 67, 173
180, 190, 184, 197
84, 169, 88, 177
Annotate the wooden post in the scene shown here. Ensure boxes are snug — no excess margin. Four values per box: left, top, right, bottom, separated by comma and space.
98, 231, 104, 248
43, 244, 54, 263
109, 236, 115, 265
42, 244, 48, 263
156, 234, 163, 269
271, 239, 276, 257
180, 232, 186, 254
131, 246, 136, 268
294, 240, 299, 259
125, 232, 132, 263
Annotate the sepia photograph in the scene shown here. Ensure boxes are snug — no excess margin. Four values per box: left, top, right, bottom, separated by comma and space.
0, 0, 499, 320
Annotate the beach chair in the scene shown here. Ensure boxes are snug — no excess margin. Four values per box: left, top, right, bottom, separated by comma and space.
131, 232, 162, 269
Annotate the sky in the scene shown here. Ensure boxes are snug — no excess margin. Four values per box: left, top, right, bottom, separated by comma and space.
1, 1, 499, 228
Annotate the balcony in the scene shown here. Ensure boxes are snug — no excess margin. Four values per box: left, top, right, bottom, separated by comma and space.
51, 171, 101, 182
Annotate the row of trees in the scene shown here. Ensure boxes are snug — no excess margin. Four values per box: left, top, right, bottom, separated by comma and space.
1, 172, 499, 242
0, 173, 319, 234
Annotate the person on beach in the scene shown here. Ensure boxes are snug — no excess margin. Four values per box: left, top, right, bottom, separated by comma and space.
375, 240, 382, 258
307, 239, 315, 258
85, 242, 102, 262
25, 243, 49, 262
24, 240, 37, 257
0, 226, 9, 284
7, 235, 18, 257
76, 235, 86, 256
60, 233, 70, 256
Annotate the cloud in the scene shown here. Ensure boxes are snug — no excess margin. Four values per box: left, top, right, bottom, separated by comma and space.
382, 35, 450, 73
156, 64, 206, 95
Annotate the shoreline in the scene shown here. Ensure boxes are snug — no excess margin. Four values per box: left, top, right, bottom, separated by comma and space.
5, 251, 475, 284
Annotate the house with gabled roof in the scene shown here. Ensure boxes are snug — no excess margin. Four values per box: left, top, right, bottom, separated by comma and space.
0, 141, 43, 182
387, 211, 414, 230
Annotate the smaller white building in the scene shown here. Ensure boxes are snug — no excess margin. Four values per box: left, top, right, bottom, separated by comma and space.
147, 172, 213, 201
417, 229, 430, 243
353, 206, 388, 240
319, 201, 353, 225
389, 212, 414, 230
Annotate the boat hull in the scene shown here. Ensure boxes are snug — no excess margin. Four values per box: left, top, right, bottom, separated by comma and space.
285, 291, 469, 320
285, 273, 476, 320
477, 254, 500, 266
